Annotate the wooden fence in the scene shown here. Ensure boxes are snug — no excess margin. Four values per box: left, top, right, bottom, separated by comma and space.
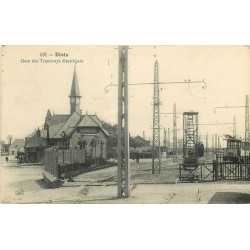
179, 154, 250, 182
44, 149, 86, 179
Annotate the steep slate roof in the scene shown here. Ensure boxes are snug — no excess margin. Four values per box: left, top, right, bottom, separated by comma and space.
78, 114, 109, 136
89, 115, 102, 127
26, 122, 65, 139
133, 136, 150, 147
53, 112, 81, 138
25, 135, 47, 148
48, 115, 70, 126
26, 131, 36, 138
9, 139, 25, 149
78, 114, 99, 127
48, 123, 66, 138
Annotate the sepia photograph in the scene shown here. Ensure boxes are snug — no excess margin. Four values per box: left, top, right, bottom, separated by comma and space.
1, 45, 250, 204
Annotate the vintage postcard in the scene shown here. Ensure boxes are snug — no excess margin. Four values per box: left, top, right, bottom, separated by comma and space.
1, 45, 250, 204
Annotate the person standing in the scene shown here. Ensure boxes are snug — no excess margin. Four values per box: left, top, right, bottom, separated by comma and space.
136, 151, 140, 163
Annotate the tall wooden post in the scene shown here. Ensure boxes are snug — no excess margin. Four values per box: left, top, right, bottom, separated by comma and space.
117, 46, 130, 198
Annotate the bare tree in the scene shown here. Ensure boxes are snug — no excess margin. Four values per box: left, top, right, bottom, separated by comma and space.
7, 135, 13, 145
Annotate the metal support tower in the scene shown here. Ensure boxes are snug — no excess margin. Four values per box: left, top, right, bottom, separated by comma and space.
163, 128, 167, 156
183, 112, 199, 159
173, 102, 177, 162
233, 116, 236, 138
206, 132, 208, 153
215, 133, 217, 154
152, 60, 161, 174
245, 95, 249, 145
117, 46, 130, 198
168, 128, 170, 152
212, 134, 214, 154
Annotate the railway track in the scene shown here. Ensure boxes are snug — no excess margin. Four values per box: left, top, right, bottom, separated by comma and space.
74, 174, 117, 204
162, 178, 202, 204
49, 160, 203, 204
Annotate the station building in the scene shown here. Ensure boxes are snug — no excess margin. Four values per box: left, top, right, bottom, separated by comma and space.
25, 67, 109, 163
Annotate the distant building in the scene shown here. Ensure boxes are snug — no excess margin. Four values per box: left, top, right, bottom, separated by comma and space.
25, 67, 109, 163
1, 140, 9, 154
130, 135, 151, 153
9, 139, 25, 156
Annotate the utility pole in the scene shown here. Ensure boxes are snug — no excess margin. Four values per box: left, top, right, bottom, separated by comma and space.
206, 132, 208, 153
173, 102, 177, 162
152, 60, 161, 174
215, 133, 217, 155
245, 95, 249, 145
168, 128, 170, 155
233, 116, 236, 138
212, 134, 214, 155
105, 57, 205, 175
164, 128, 167, 157
143, 131, 145, 140
117, 46, 130, 198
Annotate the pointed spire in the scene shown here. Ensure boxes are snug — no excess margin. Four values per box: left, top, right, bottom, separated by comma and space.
46, 109, 52, 119
70, 64, 81, 97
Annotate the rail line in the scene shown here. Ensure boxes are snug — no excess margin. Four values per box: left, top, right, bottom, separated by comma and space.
74, 174, 117, 204
162, 178, 202, 204
50, 160, 204, 204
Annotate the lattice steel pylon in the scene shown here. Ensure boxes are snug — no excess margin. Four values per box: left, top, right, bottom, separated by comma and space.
206, 132, 208, 153
152, 60, 161, 174
117, 46, 130, 198
233, 116, 236, 138
245, 95, 249, 145
215, 133, 217, 155
183, 112, 198, 159
168, 128, 170, 155
173, 102, 177, 162
212, 134, 214, 154
164, 128, 167, 156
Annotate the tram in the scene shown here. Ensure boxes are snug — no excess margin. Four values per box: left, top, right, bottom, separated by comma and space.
223, 137, 250, 161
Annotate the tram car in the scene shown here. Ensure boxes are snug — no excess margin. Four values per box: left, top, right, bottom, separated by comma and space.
223, 137, 250, 161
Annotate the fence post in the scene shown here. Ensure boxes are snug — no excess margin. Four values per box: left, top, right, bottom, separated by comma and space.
213, 154, 219, 181
248, 154, 250, 180
179, 164, 182, 181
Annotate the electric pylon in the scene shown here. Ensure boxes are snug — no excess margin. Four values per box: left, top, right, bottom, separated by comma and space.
206, 132, 208, 153
233, 116, 236, 138
168, 128, 170, 154
212, 134, 214, 154
173, 102, 177, 162
117, 46, 130, 198
164, 128, 167, 156
215, 133, 217, 154
152, 60, 161, 174
245, 95, 249, 145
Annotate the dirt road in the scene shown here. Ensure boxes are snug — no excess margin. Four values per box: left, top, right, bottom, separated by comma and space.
1, 156, 250, 204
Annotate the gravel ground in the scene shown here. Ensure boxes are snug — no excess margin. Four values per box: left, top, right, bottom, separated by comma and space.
1, 155, 250, 204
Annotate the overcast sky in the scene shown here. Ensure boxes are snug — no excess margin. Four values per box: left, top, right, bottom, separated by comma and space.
1, 45, 250, 146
